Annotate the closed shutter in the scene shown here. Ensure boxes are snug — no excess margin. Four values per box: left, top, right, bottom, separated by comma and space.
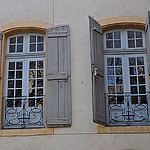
89, 16, 106, 125
47, 24, 71, 127
146, 11, 150, 75
0, 31, 2, 77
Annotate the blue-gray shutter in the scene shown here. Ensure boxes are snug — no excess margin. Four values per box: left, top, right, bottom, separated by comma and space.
46, 24, 71, 127
89, 16, 106, 125
0, 31, 2, 78
146, 11, 150, 75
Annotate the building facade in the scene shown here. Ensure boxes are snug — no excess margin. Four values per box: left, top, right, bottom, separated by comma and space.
0, 0, 150, 150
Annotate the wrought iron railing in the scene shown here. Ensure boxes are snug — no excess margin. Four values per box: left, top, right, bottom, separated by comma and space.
106, 93, 150, 125
3, 96, 45, 129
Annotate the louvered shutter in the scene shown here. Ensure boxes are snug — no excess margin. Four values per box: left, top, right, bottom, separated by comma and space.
146, 11, 150, 75
89, 16, 106, 125
0, 31, 2, 77
47, 24, 71, 127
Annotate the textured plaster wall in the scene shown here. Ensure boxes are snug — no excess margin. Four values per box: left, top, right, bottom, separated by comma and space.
0, 0, 150, 150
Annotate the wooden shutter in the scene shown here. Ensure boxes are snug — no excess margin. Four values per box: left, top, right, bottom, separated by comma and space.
146, 11, 150, 75
89, 16, 106, 125
47, 24, 71, 127
0, 31, 2, 77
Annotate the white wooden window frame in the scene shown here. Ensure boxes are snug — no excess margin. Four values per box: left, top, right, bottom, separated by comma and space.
4, 33, 45, 128
103, 29, 146, 51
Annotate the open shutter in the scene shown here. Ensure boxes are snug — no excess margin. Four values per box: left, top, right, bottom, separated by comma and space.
0, 31, 2, 77
47, 24, 71, 127
146, 11, 150, 75
89, 16, 106, 125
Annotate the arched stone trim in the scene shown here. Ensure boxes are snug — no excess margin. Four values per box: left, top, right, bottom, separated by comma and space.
0, 21, 52, 35
98, 16, 146, 31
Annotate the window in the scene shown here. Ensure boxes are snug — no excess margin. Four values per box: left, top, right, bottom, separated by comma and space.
0, 24, 71, 130
3, 33, 45, 129
89, 16, 150, 127
104, 29, 149, 126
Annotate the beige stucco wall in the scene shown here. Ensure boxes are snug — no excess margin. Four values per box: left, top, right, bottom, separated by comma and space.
0, 0, 150, 150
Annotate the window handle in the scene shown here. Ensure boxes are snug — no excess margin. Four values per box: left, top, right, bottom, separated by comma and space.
94, 67, 98, 76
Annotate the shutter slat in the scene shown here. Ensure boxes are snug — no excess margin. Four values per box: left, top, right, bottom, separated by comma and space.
146, 11, 150, 75
89, 16, 106, 125
47, 24, 71, 127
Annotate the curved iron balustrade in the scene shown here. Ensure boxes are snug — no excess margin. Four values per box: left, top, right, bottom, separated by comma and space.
3, 96, 45, 129
106, 92, 150, 125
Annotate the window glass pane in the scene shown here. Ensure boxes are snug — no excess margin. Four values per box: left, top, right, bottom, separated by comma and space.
137, 57, 144, 65
8, 90, 14, 97
37, 79, 43, 87
129, 57, 136, 66
129, 67, 136, 75
15, 99, 21, 107
115, 67, 122, 75
128, 31, 134, 39
116, 76, 123, 84
17, 36, 23, 44
107, 58, 114, 66
30, 61, 36, 69
30, 44, 36, 52
136, 31, 142, 38
109, 96, 116, 104
16, 80, 22, 88
37, 36, 44, 42
138, 76, 145, 84
128, 40, 135, 48
37, 70, 43, 78
9, 45, 15, 53
7, 99, 13, 107
139, 86, 146, 94
30, 36, 36, 43
37, 88, 43, 96
17, 45, 23, 52
116, 86, 123, 94
29, 79, 36, 88
106, 32, 113, 39
16, 71, 22, 79
108, 76, 115, 85
8, 71, 15, 79
131, 86, 137, 94
37, 43, 43, 51
138, 66, 145, 75
114, 31, 120, 39
9, 62, 15, 70
37, 98, 43, 106
130, 76, 137, 85
29, 89, 35, 97
29, 98, 35, 107
114, 40, 121, 48
136, 39, 143, 47
8, 80, 14, 88
131, 96, 138, 104
29, 70, 36, 78
106, 40, 113, 48
115, 58, 122, 66
37, 61, 43, 69
139, 95, 147, 104
16, 62, 23, 69
10, 37, 16, 44
117, 96, 124, 104
108, 86, 115, 94
15, 89, 22, 97
107, 67, 114, 75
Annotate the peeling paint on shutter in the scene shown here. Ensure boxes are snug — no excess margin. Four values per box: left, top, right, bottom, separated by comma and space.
47, 25, 71, 127
89, 16, 106, 125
